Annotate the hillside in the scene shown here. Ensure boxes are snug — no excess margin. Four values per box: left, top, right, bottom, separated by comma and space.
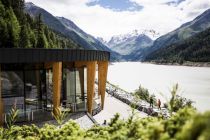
0, 0, 80, 49
144, 27, 210, 63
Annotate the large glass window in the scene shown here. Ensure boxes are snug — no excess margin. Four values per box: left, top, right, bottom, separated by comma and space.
63, 67, 87, 112
2, 71, 24, 122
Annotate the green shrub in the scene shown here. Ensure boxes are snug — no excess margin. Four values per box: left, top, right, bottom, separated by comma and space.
176, 111, 210, 140
1, 107, 210, 140
134, 85, 157, 105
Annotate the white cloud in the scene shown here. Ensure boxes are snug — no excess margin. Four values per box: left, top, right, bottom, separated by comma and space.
25, 0, 210, 41
178, 0, 210, 19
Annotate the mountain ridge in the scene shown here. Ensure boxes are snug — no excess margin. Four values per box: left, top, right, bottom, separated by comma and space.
139, 8, 210, 61
144, 26, 210, 63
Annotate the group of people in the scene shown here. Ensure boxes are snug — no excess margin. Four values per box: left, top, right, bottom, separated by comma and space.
150, 97, 161, 110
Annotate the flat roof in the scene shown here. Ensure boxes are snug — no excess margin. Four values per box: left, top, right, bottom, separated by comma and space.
0, 48, 110, 63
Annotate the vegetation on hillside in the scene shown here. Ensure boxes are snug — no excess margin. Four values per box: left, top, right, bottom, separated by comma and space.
145, 27, 210, 63
0, 0, 80, 49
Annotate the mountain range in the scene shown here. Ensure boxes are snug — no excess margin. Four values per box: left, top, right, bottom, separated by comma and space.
25, 2, 210, 62
25, 2, 121, 61
106, 30, 153, 56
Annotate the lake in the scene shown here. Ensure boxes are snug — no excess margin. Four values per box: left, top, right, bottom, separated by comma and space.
107, 62, 210, 112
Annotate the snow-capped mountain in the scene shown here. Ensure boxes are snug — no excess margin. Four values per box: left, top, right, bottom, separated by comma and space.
107, 30, 153, 56
108, 30, 140, 47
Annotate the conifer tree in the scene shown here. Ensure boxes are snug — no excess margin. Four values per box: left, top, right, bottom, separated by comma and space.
19, 24, 31, 48
0, 1, 8, 47
29, 28, 37, 48
0, 19, 9, 47
6, 7, 20, 48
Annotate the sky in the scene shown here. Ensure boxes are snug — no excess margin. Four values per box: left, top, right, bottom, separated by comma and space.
25, 0, 210, 41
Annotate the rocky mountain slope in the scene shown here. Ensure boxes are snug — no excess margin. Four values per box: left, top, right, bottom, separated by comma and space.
141, 8, 210, 61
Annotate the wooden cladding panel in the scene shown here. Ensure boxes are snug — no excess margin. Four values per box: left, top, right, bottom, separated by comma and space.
98, 61, 108, 109
52, 62, 62, 115
86, 61, 96, 114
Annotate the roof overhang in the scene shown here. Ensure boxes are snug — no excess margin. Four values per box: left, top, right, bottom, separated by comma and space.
0, 48, 110, 63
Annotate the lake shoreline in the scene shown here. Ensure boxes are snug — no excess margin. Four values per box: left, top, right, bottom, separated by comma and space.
111, 61, 210, 67
142, 61, 210, 67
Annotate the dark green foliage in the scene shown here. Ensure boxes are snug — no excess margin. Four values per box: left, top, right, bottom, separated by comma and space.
145, 27, 210, 63
0, 18, 8, 47
164, 107, 196, 138
19, 24, 31, 48
0, 0, 80, 49
6, 7, 20, 48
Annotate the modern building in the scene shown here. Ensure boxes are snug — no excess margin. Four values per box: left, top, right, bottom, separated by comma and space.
0, 48, 110, 125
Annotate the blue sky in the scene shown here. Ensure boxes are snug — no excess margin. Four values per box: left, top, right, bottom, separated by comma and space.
87, 0, 143, 11
25, 0, 210, 40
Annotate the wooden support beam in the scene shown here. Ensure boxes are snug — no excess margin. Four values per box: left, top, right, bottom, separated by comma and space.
0, 65, 3, 126
52, 62, 62, 115
87, 61, 96, 114
98, 61, 108, 110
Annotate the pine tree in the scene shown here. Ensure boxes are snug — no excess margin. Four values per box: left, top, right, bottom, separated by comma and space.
34, 13, 48, 48
0, 0, 9, 47
36, 32, 48, 48
10, 0, 25, 21
29, 29, 37, 48
19, 24, 31, 48
0, 19, 9, 47
6, 7, 20, 48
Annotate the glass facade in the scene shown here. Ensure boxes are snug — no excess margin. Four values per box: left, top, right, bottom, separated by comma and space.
1, 64, 89, 123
